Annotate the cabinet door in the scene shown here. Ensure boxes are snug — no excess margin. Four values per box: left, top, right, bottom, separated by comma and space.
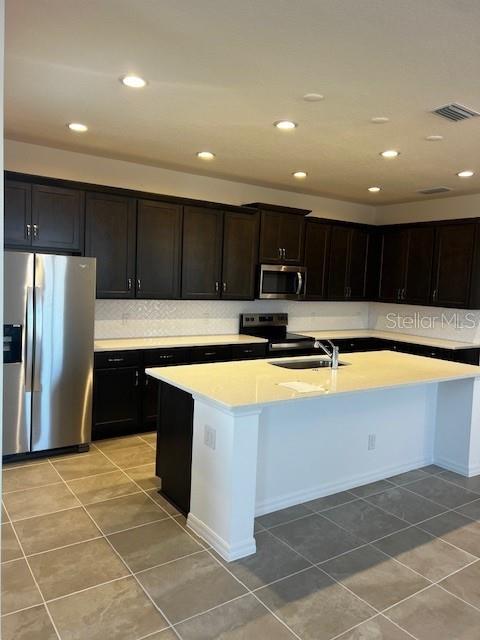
92, 367, 140, 439
404, 227, 435, 305
280, 213, 305, 264
5, 181, 32, 247
378, 229, 408, 302
259, 211, 282, 263
136, 200, 182, 298
433, 223, 475, 308
348, 228, 369, 299
31, 185, 84, 252
304, 221, 330, 299
327, 226, 350, 299
221, 211, 258, 299
181, 206, 223, 299
85, 192, 136, 298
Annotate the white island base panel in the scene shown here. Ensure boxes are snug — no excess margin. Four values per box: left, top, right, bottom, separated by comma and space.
186, 378, 480, 562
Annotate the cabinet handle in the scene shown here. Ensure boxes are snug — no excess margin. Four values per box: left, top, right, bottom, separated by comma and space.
348, 286, 351, 298
159, 354, 173, 359
135, 370, 139, 387
26, 224, 31, 238
137, 279, 141, 291
33, 224, 38, 239
128, 278, 132, 291
145, 377, 149, 386
204, 351, 216, 356
215, 281, 219, 293
244, 349, 253, 353
278, 247, 282, 259
283, 248, 286, 259
433, 289, 438, 301
107, 357, 124, 363
223, 282, 227, 293
402, 288, 406, 300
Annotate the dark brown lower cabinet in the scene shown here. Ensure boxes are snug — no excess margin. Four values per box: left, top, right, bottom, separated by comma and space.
92, 367, 141, 440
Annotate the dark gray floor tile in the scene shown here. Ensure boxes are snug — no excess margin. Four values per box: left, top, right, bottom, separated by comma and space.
386, 585, 480, 640
406, 476, 479, 509
440, 560, 480, 608
374, 525, 476, 581
256, 566, 375, 640
325, 499, 408, 542
48, 576, 167, 640
28, 538, 128, 600
173, 514, 210, 547
137, 550, 247, 623
457, 499, 480, 522
3, 483, 80, 521
124, 463, 161, 489
386, 468, 431, 486
67, 471, 140, 505
439, 470, 480, 492
256, 504, 311, 529
2, 462, 60, 493
350, 480, 396, 498
215, 530, 310, 590
52, 452, 116, 480
85, 492, 168, 534
1, 558, 42, 614
14, 507, 101, 555
419, 511, 480, 556
1, 522, 23, 562
335, 615, 412, 639
147, 489, 181, 515
420, 465, 446, 475
303, 490, 356, 512
108, 518, 202, 572
366, 486, 446, 524
321, 545, 429, 610
271, 512, 365, 563
94, 435, 145, 451
175, 593, 297, 639
146, 631, 178, 640
1, 605, 57, 640
99, 442, 156, 469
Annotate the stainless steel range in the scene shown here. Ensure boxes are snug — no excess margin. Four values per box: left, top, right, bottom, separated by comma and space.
239, 313, 314, 357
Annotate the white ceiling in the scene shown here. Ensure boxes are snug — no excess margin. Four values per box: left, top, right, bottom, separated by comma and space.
5, 0, 480, 205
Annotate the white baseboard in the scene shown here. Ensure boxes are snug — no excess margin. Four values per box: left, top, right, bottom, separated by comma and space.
255, 457, 432, 517
186, 513, 256, 562
433, 455, 480, 477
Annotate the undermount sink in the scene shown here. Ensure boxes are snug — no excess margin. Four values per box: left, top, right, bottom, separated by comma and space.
270, 359, 349, 370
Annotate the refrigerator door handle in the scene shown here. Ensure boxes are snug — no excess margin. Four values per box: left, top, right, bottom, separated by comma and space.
33, 286, 43, 392
25, 286, 34, 392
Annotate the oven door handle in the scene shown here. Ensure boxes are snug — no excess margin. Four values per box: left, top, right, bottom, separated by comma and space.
296, 271, 303, 295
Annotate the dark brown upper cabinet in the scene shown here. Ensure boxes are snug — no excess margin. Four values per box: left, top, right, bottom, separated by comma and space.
432, 222, 475, 308
5, 180, 31, 247
258, 210, 306, 264
85, 192, 137, 299
181, 206, 224, 299
5, 181, 84, 252
221, 211, 259, 300
136, 199, 182, 299
327, 225, 369, 300
304, 219, 330, 299
378, 229, 409, 302
403, 226, 435, 305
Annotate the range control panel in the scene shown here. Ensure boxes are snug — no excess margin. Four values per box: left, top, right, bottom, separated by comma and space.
240, 313, 288, 328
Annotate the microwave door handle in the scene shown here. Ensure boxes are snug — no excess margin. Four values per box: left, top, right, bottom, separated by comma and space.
25, 286, 34, 392
296, 271, 303, 295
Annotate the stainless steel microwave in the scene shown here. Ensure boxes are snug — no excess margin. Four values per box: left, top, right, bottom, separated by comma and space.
258, 264, 307, 299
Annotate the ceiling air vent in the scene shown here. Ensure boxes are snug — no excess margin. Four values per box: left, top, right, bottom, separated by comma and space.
417, 186, 452, 195
432, 103, 480, 122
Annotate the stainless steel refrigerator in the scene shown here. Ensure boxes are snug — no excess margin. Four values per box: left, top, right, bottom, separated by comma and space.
3, 252, 96, 456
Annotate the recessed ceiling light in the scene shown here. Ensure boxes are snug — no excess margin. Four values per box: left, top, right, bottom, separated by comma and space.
121, 75, 147, 88
292, 171, 308, 179
368, 186, 382, 192
457, 170, 474, 178
371, 117, 390, 124
425, 135, 444, 141
380, 149, 400, 158
196, 151, 215, 160
67, 122, 88, 132
274, 120, 297, 130
303, 93, 324, 102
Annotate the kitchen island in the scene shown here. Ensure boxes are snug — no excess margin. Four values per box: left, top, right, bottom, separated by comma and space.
147, 351, 480, 561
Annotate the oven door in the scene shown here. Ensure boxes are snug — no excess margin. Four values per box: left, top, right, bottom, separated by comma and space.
258, 265, 307, 299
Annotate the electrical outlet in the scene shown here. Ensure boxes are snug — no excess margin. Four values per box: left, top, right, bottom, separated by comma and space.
368, 434, 376, 450
204, 425, 216, 450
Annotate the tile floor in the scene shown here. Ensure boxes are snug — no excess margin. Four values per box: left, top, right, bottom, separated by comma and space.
3, 437, 480, 639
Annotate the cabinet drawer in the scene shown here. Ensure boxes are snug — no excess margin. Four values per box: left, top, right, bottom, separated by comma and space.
230, 343, 267, 360
95, 350, 141, 369
189, 345, 232, 363
143, 348, 190, 367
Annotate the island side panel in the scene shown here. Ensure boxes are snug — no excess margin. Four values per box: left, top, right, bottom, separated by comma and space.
255, 384, 437, 515
187, 397, 262, 562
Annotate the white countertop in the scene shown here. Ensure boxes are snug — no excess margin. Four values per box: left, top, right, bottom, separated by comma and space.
94, 334, 268, 352
298, 329, 480, 351
146, 350, 480, 410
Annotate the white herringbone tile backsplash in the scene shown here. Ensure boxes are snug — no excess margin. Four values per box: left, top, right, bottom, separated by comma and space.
95, 299, 369, 339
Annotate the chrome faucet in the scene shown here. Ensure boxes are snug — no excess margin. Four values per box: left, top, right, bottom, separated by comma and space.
314, 339, 339, 369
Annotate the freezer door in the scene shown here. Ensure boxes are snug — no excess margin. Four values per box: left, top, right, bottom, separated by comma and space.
3, 252, 34, 455
32, 254, 96, 451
